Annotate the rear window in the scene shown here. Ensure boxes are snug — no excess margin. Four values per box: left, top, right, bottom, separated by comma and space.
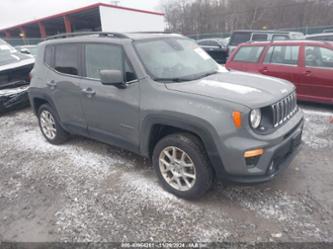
264, 46, 299, 65
233, 46, 264, 63
229, 32, 252, 46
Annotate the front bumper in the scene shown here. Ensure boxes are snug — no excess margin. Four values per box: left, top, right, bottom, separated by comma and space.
213, 111, 304, 183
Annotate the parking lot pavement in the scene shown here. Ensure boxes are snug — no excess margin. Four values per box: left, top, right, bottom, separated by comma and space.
0, 104, 332, 243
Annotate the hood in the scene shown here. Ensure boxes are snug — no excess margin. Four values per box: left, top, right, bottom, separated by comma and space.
165, 71, 295, 108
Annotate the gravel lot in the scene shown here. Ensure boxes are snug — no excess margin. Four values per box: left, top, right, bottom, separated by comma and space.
0, 104, 332, 243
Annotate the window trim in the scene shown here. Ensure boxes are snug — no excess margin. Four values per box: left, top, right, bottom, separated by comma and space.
263, 45, 300, 67
232, 45, 265, 64
82, 42, 138, 83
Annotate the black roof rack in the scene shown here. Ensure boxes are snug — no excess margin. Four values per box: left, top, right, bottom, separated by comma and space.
46, 32, 130, 40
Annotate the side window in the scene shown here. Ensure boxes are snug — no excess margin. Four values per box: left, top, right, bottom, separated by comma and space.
44, 45, 54, 67
85, 44, 137, 82
252, 34, 268, 41
233, 46, 264, 63
305, 46, 333, 68
54, 44, 80, 76
264, 46, 299, 65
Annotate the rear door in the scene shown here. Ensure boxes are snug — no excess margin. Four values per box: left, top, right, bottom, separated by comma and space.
44, 43, 86, 134
226, 45, 265, 73
296, 45, 333, 103
260, 45, 300, 84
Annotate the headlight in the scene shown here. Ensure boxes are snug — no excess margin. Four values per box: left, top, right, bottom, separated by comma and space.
250, 109, 262, 129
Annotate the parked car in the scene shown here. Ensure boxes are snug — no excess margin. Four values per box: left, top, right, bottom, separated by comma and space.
0, 39, 34, 113
228, 30, 305, 55
225, 40, 333, 105
197, 38, 229, 64
29, 32, 303, 198
15, 45, 38, 57
306, 32, 333, 41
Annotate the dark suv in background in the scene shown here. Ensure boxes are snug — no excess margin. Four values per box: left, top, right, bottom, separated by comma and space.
29, 32, 303, 198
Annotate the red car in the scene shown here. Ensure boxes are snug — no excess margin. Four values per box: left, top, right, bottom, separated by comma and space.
226, 40, 333, 105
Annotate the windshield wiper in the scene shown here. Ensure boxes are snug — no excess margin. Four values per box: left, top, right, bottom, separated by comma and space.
153, 77, 194, 83
153, 71, 219, 83
194, 71, 219, 80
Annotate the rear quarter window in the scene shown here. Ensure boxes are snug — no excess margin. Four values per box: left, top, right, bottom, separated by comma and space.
44, 45, 54, 67
233, 46, 264, 63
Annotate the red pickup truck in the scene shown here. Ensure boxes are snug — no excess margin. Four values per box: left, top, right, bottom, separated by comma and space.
225, 40, 333, 105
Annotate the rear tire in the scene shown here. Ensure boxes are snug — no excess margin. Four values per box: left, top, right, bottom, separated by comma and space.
37, 104, 69, 145
152, 133, 213, 199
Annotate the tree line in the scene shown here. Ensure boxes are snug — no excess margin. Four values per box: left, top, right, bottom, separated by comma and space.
160, 0, 333, 35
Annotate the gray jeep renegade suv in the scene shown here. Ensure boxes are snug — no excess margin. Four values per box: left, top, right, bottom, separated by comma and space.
29, 32, 304, 199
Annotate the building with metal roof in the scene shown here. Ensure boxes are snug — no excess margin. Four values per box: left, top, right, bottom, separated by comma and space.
0, 3, 165, 44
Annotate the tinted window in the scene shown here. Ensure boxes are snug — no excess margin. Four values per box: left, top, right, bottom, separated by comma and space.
233, 46, 264, 63
85, 44, 136, 82
264, 46, 299, 65
54, 44, 80, 76
252, 34, 268, 41
230, 32, 252, 46
305, 46, 333, 68
44, 46, 54, 66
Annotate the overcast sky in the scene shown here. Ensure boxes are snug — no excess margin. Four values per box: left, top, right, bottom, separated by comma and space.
0, 0, 162, 29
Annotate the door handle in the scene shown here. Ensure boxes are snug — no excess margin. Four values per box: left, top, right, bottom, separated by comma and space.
81, 88, 96, 98
304, 70, 312, 76
47, 80, 57, 89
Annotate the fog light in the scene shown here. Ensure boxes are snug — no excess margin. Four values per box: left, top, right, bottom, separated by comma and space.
244, 148, 264, 158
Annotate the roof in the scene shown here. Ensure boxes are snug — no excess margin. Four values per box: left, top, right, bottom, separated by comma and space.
40, 32, 184, 46
232, 30, 303, 34
0, 2, 164, 32
238, 40, 333, 46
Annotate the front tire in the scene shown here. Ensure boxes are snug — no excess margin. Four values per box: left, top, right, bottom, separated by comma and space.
37, 104, 69, 145
152, 133, 213, 199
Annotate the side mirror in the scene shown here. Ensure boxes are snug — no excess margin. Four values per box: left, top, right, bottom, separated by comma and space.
20, 48, 31, 54
100, 69, 124, 86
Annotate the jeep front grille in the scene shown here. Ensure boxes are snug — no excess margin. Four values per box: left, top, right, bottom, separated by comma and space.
271, 92, 298, 128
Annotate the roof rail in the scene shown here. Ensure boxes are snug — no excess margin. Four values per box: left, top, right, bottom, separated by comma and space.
46, 32, 130, 40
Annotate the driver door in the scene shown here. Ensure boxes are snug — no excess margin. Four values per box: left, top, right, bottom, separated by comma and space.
79, 43, 140, 152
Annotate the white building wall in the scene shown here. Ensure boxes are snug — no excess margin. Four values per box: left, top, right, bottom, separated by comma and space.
99, 6, 165, 32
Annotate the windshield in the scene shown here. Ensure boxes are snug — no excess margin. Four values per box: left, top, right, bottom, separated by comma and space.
134, 38, 219, 81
